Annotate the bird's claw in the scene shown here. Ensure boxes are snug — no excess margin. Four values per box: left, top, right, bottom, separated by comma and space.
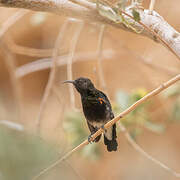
101, 125, 107, 133
88, 134, 93, 143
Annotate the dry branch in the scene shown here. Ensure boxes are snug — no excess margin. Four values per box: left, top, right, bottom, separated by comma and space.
0, 9, 28, 38
5, 36, 60, 57
32, 74, 180, 180
1, 0, 180, 59
36, 20, 69, 133
15, 50, 115, 78
96, 24, 107, 92
0, 44, 23, 120
66, 21, 84, 109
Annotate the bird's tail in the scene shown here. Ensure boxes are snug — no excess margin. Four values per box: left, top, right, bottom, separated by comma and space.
104, 124, 118, 152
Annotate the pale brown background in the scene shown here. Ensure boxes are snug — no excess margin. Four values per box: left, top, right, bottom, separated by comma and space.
0, 0, 180, 179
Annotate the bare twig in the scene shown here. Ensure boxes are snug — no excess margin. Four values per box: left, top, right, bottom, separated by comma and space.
0, 44, 23, 120
0, 9, 28, 39
15, 49, 115, 78
32, 74, 180, 180
4, 36, 57, 57
149, 0, 156, 13
0, 10, 28, 120
36, 20, 69, 133
69, 0, 94, 10
65, 160, 86, 180
96, 24, 107, 92
67, 21, 84, 109
106, 31, 179, 76
119, 123, 180, 178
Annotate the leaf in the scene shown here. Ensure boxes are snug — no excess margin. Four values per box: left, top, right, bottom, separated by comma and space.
162, 84, 180, 98
97, 4, 120, 22
116, 0, 128, 10
0, 126, 59, 180
171, 100, 180, 121
116, 90, 129, 110
64, 111, 88, 146
130, 88, 148, 103
132, 9, 140, 22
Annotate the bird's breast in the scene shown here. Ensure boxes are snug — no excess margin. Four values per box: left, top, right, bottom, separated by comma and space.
82, 98, 108, 123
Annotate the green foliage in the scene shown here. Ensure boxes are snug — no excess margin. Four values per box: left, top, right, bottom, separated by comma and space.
64, 111, 88, 145
96, 0, 142, 33
64, 111, 102, 160
114, 88, 165, 140
162, 84, 180, 122
132, 9, 140, 22
172, 101, 180, 121
0, 125, 59, 180
162, 84, 180, 98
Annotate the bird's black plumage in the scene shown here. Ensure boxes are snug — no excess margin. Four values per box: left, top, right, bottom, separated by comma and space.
64, 77, 118, 152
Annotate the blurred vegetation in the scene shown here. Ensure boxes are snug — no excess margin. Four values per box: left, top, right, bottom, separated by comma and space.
64, 111, 101, 161
0, 124, 59, 180
162, 84, 180, 122
114, 88, 165, 138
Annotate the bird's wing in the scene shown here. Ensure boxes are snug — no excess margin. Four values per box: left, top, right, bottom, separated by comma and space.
98, 90, 114, 120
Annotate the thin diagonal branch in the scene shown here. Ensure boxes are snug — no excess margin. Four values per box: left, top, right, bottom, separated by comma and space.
0, 9, 28, 38
36, 20, 69, 133
119, 123, 180, 178
32, 74, 180, 180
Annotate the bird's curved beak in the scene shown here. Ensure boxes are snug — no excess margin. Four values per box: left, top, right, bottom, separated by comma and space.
62, 80, 75, 84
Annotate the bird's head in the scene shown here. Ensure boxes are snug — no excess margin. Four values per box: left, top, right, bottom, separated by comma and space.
63, 77, 95, 94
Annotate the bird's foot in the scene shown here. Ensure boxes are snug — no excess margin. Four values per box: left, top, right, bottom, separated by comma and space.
88, 134, 93, 143
100, 125, 107, 133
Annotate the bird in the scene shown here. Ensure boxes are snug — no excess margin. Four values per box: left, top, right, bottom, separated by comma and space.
63, 77, 118, 152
